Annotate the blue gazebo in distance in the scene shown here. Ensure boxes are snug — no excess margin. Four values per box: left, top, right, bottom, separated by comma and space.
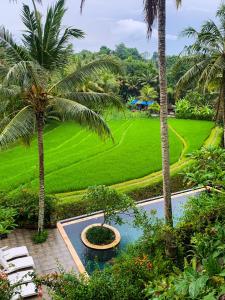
129, 99, 155, 110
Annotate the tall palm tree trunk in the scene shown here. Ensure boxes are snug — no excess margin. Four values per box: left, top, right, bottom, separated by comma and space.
36, 112, 45, 233
158, 0, 173, 226
222, 72, 225, 148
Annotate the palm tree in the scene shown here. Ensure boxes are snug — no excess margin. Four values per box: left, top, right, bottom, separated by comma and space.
0, 0, 122, 233
143, 0, 182, 226
80, 0, 182, 226
177, 4, 225, 147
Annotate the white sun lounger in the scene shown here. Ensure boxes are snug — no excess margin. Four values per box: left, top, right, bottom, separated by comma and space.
0, 246, 29, 261
0, 256, 35, 274
11, 282, 37, 300
8, 270, 33, 285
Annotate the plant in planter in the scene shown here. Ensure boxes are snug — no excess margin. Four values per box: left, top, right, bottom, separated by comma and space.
82, 185, 135, 246
0, 207, 17, 239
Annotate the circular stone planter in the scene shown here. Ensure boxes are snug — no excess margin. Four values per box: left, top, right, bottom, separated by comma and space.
81, 223, 121, 250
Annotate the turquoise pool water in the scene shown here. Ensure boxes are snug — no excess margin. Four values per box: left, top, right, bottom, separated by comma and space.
62, 189, 203, 274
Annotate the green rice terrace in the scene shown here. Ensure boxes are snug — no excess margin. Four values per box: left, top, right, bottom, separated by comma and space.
0, 117, 214, 195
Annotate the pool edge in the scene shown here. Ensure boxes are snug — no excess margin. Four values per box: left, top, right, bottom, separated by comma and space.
57, 187, 206, 275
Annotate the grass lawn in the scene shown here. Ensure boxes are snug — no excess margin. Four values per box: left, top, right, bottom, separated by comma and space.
0, 118, 213, 194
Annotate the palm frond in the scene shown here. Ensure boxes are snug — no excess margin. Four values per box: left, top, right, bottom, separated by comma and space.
181, 27, 199, 38
23, 0, 84, 70
203, 56, 225, 88
50, 57, 122, 92
216, 3, 225, 29
0, 106, 35, 149
198, 20, 224, 52
4, 60, 43, 88
0, 84, 20, 98
22, 4, 39, 57
176, 0, 182, 8
80, 0, 85, 13
143, 0, 159, 37
52, 97, 112, 139
43, 0, 66, 51
0, 27, 31, 65
64, 92, 123, 110
176, 59, 209, 93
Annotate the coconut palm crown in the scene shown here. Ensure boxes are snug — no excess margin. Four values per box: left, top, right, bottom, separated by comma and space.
176, 4, 225, 146
143, 0, 182, 35
0, 0, 122, 233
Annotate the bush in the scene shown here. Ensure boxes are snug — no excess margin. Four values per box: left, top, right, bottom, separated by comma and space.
183, 146, 225, 190
146, 102, 160, 117
37, 191, 225, 300
83, 185, 135, 225
0, 189, 56, 228
86, 226, 115, 245
0, 207, 17, 235
0, 273, 13, 300
175, 99, 214, 120
32, 230, 49, 244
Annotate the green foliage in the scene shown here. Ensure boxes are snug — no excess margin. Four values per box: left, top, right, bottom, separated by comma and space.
37, 191, 225, 300
86, 226, 115, 245
184, 91, 214, 107
0, 189, 55, 228
184, 146, 225, 190
83, 185, 135, 225
0, 118, 213, 194
180, 192, 225, 230
0, 207, 17, 235
114, 43, 142, 60
175, 99, 214, 120
0, 273, 14, 300
32, 230, 48, 244
147, 102, 160, 116
176, 4, 225, 124
140, 85, 158, 100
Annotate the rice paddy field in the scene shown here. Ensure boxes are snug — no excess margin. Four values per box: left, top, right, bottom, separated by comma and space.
0, 118, 213, 194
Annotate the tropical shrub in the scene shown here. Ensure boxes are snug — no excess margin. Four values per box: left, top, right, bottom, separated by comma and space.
36, 191, 225, 300
84, 185, 135, 225
86, 226, 115, 245
184, 146, 225, 190
175, 99, 214, 120
140, 85, 158, 100
0, 207, 17, 235
32, 230, 49, 244
147, 102, 160, 116
0, 189, 56, 228
0, 272, 14, 300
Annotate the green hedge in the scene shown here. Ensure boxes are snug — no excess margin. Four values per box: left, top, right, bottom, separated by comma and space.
51, 173, 190, 223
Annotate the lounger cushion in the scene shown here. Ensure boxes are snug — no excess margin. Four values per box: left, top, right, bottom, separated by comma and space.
11, 282, 37, 300
8, 270, 33, 285
5, 256, 35, 274
0, 255, 9, 269
0, 246, 29, 261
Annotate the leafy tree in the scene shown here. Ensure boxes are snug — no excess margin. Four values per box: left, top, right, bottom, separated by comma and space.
83, 185, 135, 226
114, 43, 142, 60
0, 0, 121, 233
99, 46, 111, 55
177, 4, 225, 146
140, 85, 158, 100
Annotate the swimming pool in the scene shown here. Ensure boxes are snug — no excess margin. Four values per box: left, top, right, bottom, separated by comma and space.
58, 188, 205, 274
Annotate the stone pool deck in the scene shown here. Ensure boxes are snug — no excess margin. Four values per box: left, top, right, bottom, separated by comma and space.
0, 228, 78, 299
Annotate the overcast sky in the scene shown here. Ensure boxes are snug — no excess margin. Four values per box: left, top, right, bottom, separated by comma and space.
0, 0, 222, 55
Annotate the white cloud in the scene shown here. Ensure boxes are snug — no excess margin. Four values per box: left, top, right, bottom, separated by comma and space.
112, 19, 147, 37
112, 19, 177, 41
